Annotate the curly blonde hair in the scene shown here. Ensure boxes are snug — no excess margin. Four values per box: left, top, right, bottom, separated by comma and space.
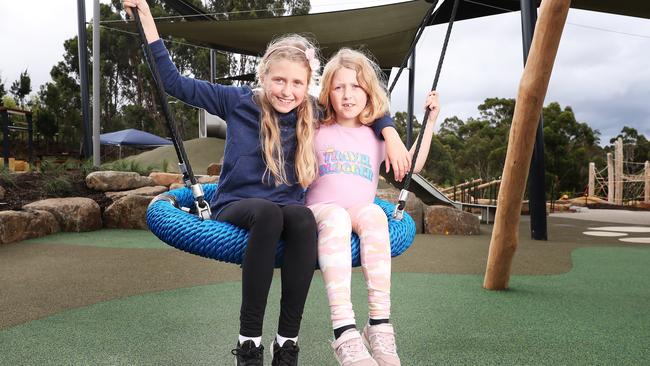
319, 48, 389, 126
254, 34, 320, 188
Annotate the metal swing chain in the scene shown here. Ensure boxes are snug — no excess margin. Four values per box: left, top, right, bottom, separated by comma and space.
392, 0, 461, 220
131, 8, 211, 220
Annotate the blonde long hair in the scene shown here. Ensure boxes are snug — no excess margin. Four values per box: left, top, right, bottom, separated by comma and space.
319, 48, 390, 126
255, 34, 319, 188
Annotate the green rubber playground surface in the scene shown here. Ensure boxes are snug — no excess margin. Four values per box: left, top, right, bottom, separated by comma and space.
1, 216, 649, 365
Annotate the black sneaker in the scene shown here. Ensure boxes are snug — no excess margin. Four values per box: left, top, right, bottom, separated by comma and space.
231, 340, 264, 366
271, 339, 299, 366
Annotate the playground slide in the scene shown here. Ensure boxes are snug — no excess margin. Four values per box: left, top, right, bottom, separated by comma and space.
379, 168, 461, 209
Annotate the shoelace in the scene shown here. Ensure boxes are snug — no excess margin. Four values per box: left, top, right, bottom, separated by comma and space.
231, 345, 264, 363
338, 338, 367, 362
273, 343, 299, 366
369, 332, 397, 355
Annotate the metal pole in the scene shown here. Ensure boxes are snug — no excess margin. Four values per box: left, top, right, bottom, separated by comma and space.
406, 48, 415, 148
92, 0, 101, 166
77, 0, 92, 159
26, 112, 33, 165
520, 0, 547, 240
210, 49, 217, 83
1, 110, 9, 168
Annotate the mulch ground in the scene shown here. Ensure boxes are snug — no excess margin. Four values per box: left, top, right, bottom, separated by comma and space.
0, 171, 113, 212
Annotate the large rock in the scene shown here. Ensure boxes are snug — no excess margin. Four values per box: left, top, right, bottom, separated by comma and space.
197, 175, 219, 184
169, 183, 185, 190
103, 195, 153, 229
105, 185, 168, 200
424, 205, 480, 235
0, 210, 60, 244
85, 171, 154, 191
23, 197, 102, 232
148, 172, 183, 187
376, 187, 425, 234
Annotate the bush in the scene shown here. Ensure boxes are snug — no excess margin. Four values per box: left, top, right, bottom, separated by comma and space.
100, 159, 159, 176
0, 168, 17, 188
42, 175, 73, 196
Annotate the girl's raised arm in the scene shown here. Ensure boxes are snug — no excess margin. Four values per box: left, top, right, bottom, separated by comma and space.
410, 91, 440, 174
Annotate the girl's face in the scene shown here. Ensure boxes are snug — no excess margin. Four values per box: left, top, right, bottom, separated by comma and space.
261, 59, 310, 114
328, 67, 368, 127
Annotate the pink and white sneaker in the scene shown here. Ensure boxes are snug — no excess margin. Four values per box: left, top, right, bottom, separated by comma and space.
331, 329, 378, 366
362, 324, 401, 366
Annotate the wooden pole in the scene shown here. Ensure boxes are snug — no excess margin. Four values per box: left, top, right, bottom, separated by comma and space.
484, 0, 571, 290
588, 162, 595, 197
615, 137, 623, 205
607, 153, 614, 203
643, 160, 650, 203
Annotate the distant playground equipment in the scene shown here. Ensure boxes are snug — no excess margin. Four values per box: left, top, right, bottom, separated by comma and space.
588, 137, 650, 205
385, 172, 500, 224
443, 177, 501, 223
1, 107, 34, 171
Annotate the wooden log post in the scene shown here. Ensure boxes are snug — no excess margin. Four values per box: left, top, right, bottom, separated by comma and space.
607, 153, 614, 203
615, 137, 623, 205
643, 160, 650, 203
483, 0, 571, 290
588, 162, 595, 197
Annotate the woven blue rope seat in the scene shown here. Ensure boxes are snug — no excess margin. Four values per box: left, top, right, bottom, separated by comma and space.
147, 184, 416, 267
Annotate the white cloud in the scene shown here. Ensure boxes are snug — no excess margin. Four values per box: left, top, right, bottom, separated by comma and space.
386, 8, 650, 144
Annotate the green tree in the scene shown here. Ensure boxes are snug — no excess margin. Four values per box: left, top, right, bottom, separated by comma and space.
35, 109, 59, 152
0, 73, 6, 105
542, 102, 602, 196
2, 95, 17, 108
392, 111, 456, 185
37, 0, 311, 155
434, 98, 602, 197
608, 126, 650, 167
392, 111, 421, 146
437, 98, 512, 181
9, 70, 32, 108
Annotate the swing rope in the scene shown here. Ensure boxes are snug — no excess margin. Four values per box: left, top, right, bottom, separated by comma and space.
391, 0, 461, 219
131, 9, 211, 219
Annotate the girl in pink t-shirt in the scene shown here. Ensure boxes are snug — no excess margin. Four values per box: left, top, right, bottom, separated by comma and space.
306, 48, 439, 366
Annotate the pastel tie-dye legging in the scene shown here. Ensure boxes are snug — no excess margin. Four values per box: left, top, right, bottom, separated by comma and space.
309, 203, 392, 330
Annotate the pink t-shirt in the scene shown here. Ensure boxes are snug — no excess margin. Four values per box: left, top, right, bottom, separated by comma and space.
305, 123, 385, 209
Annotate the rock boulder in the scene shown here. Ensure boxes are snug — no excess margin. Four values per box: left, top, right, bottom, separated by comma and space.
23, 197, 102, 232
424, 205, 480, 235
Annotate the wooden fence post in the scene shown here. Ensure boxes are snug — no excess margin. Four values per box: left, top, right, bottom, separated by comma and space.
607, 153, 614, 203
615, 138, 623, 205
643, 160, 650, 203
588, 162, 595, 197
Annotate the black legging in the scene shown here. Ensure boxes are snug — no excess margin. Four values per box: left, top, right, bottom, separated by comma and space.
216, 198, 318, 338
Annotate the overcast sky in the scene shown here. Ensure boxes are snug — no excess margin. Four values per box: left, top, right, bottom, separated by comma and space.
2, 0, 649, 145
